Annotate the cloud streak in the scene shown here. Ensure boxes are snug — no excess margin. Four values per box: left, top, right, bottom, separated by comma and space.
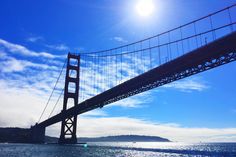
27, 36, 43, 43
45, 44, 69, 51
112, 36, 128, 43
0, 38, 64, 58
0, 56, 58, 73
0, 79, 234, 143
46, 116, 236, 142
163, 77, 209, 92
110, 92, 152, 108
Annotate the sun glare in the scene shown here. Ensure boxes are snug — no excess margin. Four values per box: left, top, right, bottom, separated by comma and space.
136, 0, 155, 17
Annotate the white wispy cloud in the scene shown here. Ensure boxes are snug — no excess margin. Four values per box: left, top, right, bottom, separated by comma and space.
0, 80, 234, 143
1, 80, 232, 143
0, 66, 66, 123
27, 36, 43, 43
0, 41, 67, 121
112, 36, 128, 43
0, 56, 58, 73
163, 77, 209, 92
45, 116, 236, 142
0, 51, 7, 58
0, 80, 48, 127
45, 44, 69, 51
75, 47, 85, 52
110, 92, 152, 108
0, 38, 63, 58
82, 110, 108, 117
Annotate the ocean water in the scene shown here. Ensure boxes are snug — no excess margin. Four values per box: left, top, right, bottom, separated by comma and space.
0, 142, 235, 157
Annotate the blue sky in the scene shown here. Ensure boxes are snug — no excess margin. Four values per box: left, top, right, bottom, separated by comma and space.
0, 0, 236, 142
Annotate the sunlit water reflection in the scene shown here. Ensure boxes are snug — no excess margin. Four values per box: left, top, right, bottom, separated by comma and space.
0, 142, 235, 157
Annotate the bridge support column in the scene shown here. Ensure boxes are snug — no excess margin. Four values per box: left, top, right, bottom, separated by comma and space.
59, 53, 80, 144
30, 124, 45, 143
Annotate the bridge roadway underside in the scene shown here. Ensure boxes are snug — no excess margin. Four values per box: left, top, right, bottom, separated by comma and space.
37, 31, 236, 129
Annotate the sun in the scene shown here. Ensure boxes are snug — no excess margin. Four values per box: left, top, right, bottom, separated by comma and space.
135, 0, 155, 17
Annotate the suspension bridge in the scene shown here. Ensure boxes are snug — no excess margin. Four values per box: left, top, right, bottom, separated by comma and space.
30, 5, 236, 144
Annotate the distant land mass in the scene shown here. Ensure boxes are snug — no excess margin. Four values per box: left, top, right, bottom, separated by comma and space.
0, 127, 31, 143
78, 135, 171, 142
0, 127, 171, 143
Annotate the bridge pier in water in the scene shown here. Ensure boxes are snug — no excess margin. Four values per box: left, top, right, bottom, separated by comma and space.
30, 125, 45, 143
58, 53, 80, 144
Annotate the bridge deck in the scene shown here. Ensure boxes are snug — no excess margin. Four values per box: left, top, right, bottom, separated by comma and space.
37, 31, 236, 128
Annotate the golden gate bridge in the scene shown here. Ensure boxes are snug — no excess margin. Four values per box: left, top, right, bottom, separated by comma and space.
31, 4, 236, 144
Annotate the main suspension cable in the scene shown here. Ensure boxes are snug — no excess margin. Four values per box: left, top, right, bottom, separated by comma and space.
48, 89, 64, 118
37, 59, 67, 123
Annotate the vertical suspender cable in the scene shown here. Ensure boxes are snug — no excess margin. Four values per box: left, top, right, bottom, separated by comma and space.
180, 27, 184, 55
97, 56, 100, 94
158, 35, 161, 65
140, 41, 143, 74
168, 32, 172, 60
92, 56, 94, 96
227, 8, 234, 32
209, 15, 216, 40
115, 52, 118, 85
194, 22, 199, 48
120, 49, 123, 83
133, 44, 136, 77
149, 39, 152, 69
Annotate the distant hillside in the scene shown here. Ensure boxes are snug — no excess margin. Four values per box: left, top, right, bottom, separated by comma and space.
78, 135, 171, 142
0, 127, 171, 143
0, 127, 31, 143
